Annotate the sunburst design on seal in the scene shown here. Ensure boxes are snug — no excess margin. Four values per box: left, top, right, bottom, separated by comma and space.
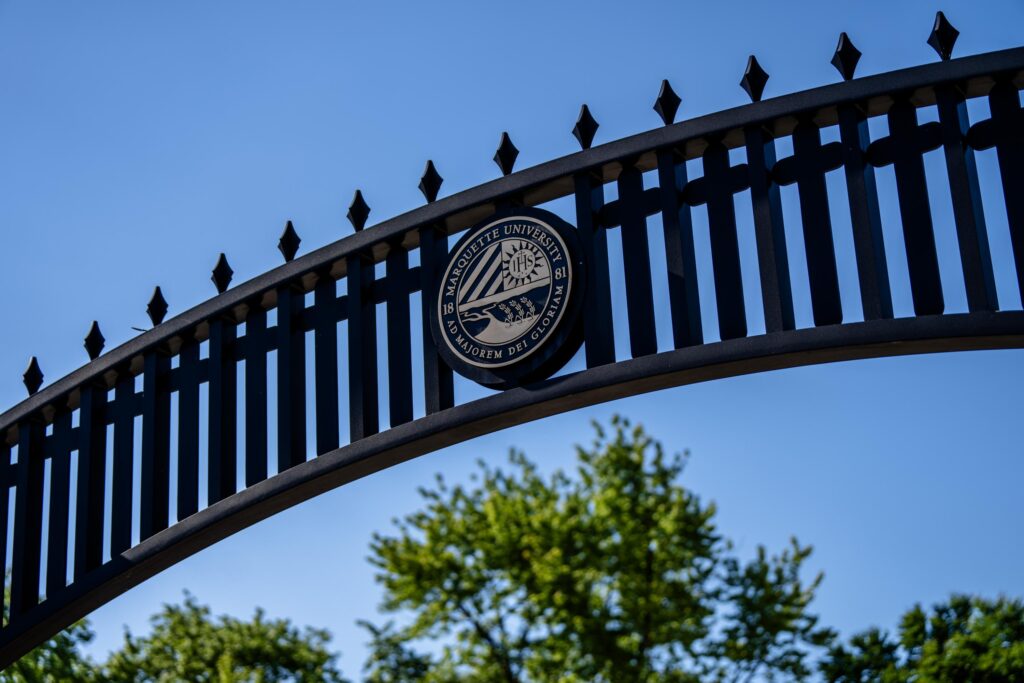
438, 216, 573, 370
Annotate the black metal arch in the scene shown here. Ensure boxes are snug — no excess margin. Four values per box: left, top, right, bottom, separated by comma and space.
2, 23, 1023, 667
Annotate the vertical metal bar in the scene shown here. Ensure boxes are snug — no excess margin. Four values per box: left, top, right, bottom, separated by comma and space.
745, 124, 795, 332
314, 274, 340, 454
617, 163, 658, 357
177, 340, 200, 520
140, 352, 170, 541
110, 373, 134, 556
208, 317, 237, 505
656, 148, 703, 347
988, 80, 1024, 301
838, 103, 893, 320
74, 383, 107, 580
792, 119, 843, 326
348, 255, 379, 440
0, 441, 11, 614
936, 84, 997, 312
10, 418, 44, 617
574, 170, 616, 364
46, 411, 72, 597
244, 307, 268, 486
888, 98, 944, 316
277, 286, 307, 472
419, 227, 453, 414
386, 243, 413, 427
702, 140, 747, 340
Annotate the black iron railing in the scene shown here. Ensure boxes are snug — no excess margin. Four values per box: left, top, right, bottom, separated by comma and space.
1, 14, 1023, 667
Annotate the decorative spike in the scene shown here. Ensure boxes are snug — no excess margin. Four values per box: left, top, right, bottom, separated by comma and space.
23, 357, 43, 396
278, 220, 301, 262
84, 321, 105, 360
419, 160, 443, 203
572, 104, 599, 150
147, 286, 168, 326
211, 253, 234, 293
740, 55, 769, 102
347, 190, 370, 231
927, 11, 959, 61
653, 79, 682, 126
831, 32, 862, 81
493, 132, 519, 176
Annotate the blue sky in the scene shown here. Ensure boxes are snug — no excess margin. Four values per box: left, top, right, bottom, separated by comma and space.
1, 0, 1023, 677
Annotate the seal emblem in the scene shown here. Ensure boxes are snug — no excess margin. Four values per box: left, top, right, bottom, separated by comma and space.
431, 207, 585, 388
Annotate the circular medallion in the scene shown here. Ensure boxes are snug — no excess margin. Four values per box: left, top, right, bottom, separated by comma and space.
430, 207, 585, 389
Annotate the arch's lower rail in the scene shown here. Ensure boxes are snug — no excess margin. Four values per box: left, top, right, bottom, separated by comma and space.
4, 312, 1024, 666
1, 24, 1023, 667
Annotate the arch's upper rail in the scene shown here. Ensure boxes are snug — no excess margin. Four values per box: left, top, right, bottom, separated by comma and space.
2, 17, 1024, 668
4, 44, 1023, 433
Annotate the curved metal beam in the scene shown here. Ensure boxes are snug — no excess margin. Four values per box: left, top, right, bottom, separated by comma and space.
2, 39, 1024, 669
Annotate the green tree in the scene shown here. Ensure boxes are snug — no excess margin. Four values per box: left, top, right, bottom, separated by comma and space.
102, 593, 348, 682
0, 618, 96, 683
820, 594, 1024, 682
361, 417, 833, 682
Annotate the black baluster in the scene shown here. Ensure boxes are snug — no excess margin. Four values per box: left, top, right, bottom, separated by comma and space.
177, 339, 200, 520
886, 98, 945, 316
277, 285, 306, 472
10, 417, 44, 617
46, 410, 72, 596
387, 242, 413, 427
348, 254, 378, 440
0, 440, 11, 607
314, 274, 340, 455
656, 148, 703, 347
617, 163, 658, 357
419, 226, 454, 414
110, 372, 134, 556
208, 316, 237, 504
702, 140, 747, 340
244, 306, 268, 486
574, 169, 616, 365
745, 123, 795, 332
838, 102, 893, 320
986, 81, 1024, 301
74, 382, 106, 580
788, 118, 843, 326
140, 350, 170, 540
936, 83, 997, 312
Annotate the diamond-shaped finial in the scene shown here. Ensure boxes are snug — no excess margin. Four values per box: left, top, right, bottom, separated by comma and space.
347, 190, 370, 231
84, 321, 105, 360
147, 286, 168, 326
740, 55, 769, 102
927, 11, 959, 61
831, 32, 862, 81
653, 79, 682, 126
572, 105, 599, 150
23, 357, 43, 396
278, 220, 301, 262
493, 132, 519, 176
211, 253, 233, 293
419, 160, 443, 203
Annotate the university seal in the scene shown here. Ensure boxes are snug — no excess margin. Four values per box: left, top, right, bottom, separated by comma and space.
431, 207, 585, 388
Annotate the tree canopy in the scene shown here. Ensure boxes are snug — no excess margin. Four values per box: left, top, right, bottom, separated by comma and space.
103, 593, 347, 683
360, 417, 833, 682
820, 594, 1024, 682
0, 593, 347, 683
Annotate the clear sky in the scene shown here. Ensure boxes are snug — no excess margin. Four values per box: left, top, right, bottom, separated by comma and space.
1, 0, 1023, 678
